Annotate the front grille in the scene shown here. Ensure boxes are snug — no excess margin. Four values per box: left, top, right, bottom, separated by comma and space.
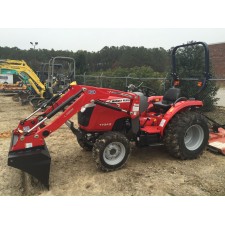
78, 106, 95, 127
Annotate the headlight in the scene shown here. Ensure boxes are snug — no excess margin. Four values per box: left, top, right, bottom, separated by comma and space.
80, 106, 86, 112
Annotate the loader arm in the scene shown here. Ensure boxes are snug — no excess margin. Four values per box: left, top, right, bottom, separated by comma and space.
8, 83, 140, 187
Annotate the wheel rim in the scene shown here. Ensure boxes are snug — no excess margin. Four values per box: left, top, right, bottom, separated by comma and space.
103, 142, 126, 165
184, 124, 204, 151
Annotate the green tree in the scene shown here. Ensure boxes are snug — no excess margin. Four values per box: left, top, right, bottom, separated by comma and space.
75, 50, 88, 74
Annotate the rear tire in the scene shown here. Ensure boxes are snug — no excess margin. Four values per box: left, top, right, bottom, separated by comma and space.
92, 132, 131, 171
163, 111, 209, 159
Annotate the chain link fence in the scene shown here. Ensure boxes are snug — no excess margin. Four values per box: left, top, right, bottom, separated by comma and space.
204, 78, 225, 125
75, 73, 225, 124
75, 74, 167, 93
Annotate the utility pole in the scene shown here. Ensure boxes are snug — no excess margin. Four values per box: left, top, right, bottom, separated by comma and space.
30, 42, 38, 70
30, 42, 38, 49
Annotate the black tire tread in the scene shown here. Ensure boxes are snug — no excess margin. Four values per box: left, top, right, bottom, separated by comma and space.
163, 111, 209, 160
92, 131, 131, 172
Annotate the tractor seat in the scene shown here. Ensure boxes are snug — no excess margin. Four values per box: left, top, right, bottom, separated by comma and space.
153, 88, 181, 110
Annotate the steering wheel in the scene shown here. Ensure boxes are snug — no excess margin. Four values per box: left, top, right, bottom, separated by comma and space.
140, 86, 157, 97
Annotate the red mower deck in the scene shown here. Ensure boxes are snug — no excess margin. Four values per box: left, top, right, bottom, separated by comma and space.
208, 128, 225, 155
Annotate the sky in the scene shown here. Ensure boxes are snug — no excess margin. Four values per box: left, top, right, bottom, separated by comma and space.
1, 28, 225, 52
1, 0, 225, 53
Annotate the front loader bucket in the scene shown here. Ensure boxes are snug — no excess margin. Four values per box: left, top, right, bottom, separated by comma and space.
8, 134, 51, 188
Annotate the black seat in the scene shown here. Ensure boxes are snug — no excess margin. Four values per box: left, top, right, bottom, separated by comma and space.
153, 88, 181, 111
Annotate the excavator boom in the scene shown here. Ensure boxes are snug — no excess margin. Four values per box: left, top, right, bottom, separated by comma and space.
0, 60, 46, 97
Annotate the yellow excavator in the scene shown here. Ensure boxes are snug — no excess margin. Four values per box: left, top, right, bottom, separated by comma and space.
0, 59, 53, 105
0, 58, 76, 108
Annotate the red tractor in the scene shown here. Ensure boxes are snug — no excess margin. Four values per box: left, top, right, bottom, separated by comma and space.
8, 42, 211, 188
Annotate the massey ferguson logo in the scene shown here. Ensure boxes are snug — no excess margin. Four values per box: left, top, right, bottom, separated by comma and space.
106, 98, 130, 103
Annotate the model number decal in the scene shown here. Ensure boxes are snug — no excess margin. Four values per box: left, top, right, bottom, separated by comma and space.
99, 123, 112, 126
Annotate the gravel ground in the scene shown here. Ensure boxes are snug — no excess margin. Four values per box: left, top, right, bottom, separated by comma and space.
1, 95, 225, 196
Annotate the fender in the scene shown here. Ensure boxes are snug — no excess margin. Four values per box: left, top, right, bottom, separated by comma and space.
147, 96, 163, 103
159, 100, 203, 135
145, 96, 163, 112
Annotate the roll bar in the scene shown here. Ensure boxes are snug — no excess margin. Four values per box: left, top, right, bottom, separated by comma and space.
171, 41, 212, 98
171, 41, 211, 80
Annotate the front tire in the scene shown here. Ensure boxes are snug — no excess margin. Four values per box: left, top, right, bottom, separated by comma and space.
92, 132, 131, 171
163, 111, 209, 159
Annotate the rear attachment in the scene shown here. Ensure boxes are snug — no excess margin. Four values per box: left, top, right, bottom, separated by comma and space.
203, 114, 225, 155
208, 128, 225, 155
8, 133, 51, 188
